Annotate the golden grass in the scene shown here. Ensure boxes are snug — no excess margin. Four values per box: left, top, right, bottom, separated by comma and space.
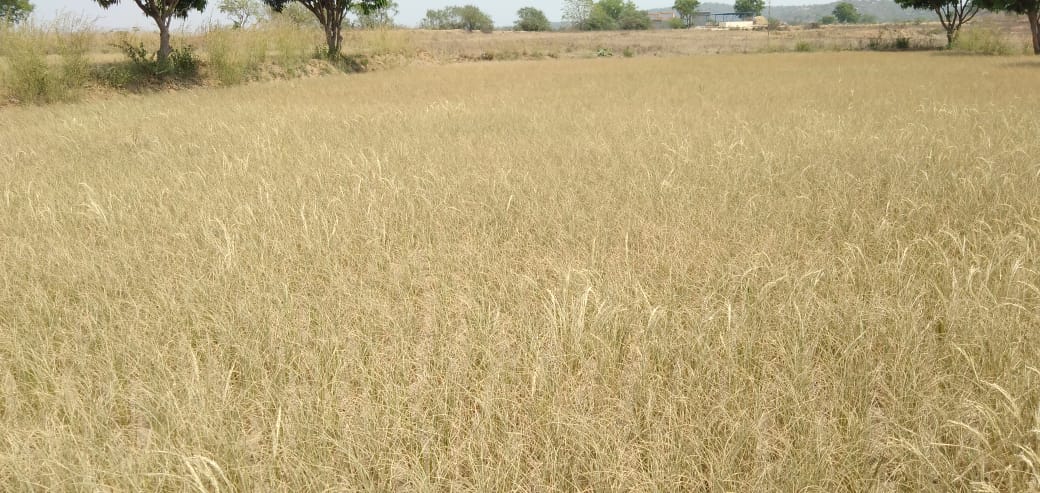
1, 52, 1039, 491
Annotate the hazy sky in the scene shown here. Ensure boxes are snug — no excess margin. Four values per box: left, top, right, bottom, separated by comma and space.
32, 0, 823, 29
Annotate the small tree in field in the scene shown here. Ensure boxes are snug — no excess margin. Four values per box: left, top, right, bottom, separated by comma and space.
0, 0, 33, 24
220, 0, 263, 28
734, 0, 765, 16
516, 6, 551, 31
894, 0, 977, 46
457, 5, 493, 32
92, 0, 206, 62
832, 1, 861, 22
261, 0, 389, 58
562, 0, 593, 29
674, 0, 701, 27
975, 0, 1038, 53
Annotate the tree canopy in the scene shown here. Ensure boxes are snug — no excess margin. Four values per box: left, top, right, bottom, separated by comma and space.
0, 0, 33, 23
516, 7, 551, 31
832, 1, 861, 22
734, 0, 765, 16
562, 0, 593, 29
352, 0, 397, 28
674, 0, 702, 28
581, 0, 650, 30
219, 0, 263, 28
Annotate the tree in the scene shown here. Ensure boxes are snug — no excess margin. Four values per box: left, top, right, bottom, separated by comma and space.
618, 4, 652, 29
585, 3, 617, 29
262, 0, 389, 58
220, 0, 263, 28
976, 0, 1040, 53
832, 2, 861, 22
421, 8, 456, 29
421, 5, 493, 32
562, 0, 593, 29
674, 0, 701, 27
92, 0, 206, 62
515, 6, 551, 31
353, 0, 397, 28
456, 5, 493, 32
0, 0, 33, 24
734, 0, 765, 16
894, 0, 977, 46
582, 0, 650, 30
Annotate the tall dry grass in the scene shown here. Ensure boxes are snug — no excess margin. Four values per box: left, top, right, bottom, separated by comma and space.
1, 52, 1039, 491
0, 16, 94, 104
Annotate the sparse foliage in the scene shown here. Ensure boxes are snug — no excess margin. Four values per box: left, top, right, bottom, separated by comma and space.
674, 0, 702, 28
0, 0, 33, 24
516, 6, 551, 31
562, 0, 593, 30
269, 2, 316, 27
219, 0, 263, 28
352, 0, 397, 28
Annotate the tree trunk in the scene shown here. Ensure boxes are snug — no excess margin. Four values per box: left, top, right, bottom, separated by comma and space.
1029, 9, 1040, 54
158, 22, 172, 63
946, 29, 955, 48
324, 23, 342, 58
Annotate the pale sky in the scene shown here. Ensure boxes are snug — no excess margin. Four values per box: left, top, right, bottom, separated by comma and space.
32, 0, 824, 30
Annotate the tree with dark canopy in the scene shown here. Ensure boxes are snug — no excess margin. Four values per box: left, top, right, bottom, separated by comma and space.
262, 0, 389, 58
91, 0, 206, 62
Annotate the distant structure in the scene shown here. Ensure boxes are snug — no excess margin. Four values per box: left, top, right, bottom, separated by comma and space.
647, 7, 763, 29
648, 9, 678, 24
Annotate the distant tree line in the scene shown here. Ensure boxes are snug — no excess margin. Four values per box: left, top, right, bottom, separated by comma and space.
421, 5, 494, 32
4, 0, 1038, 67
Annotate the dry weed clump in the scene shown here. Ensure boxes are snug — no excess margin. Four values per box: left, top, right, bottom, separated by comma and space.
1, 52, 1039, 491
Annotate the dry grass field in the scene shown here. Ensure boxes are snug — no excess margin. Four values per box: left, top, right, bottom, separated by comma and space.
2, 51, 1040, 491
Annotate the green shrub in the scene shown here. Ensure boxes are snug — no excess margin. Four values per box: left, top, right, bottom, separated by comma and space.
952, 27, 1016, 55
111, 36, 201, 81
795, 41, 814, 52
